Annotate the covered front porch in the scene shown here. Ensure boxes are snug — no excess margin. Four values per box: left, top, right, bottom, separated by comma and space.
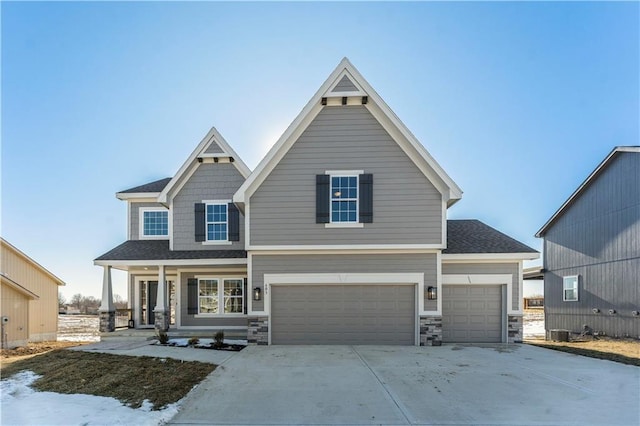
94, 240, 247, 334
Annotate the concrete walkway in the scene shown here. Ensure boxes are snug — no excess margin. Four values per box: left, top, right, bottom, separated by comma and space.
69, 339, 237, 365
169, 344, 640, 425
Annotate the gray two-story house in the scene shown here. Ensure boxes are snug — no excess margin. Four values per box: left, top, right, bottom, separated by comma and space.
96, 58, 538, 345
536, 147, 639, 339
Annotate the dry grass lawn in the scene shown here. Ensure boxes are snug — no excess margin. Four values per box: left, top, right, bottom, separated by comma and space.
0, 349, 215, 409
1, 341, 85, 364
526, 337, 640, 366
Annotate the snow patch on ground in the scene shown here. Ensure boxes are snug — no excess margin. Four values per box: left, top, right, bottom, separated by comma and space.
164, 338, 247, 347
523, 310, 545, 339
1, 371, 180, 425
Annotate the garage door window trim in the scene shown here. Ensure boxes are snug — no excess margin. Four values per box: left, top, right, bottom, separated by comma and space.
195, 277, 245, 317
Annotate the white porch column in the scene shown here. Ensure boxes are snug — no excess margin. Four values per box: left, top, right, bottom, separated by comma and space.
153, 265, 169, 332
99, 265, 115, 332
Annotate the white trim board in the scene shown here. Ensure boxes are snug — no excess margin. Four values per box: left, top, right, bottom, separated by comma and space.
95, 259, 247, 267
248, 244, 446, 251
442, 253, 539, 261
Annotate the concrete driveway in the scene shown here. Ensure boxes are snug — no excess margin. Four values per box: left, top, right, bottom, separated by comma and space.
169, 344, 639, 425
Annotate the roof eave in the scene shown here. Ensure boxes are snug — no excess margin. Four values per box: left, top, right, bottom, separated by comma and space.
116, 192, 161, 201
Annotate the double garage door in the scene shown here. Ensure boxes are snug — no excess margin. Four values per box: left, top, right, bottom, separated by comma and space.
271, 285, 415, 345
442, 285, 503, 343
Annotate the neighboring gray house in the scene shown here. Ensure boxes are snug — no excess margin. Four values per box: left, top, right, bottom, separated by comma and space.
536, 147, 640, 339
96, 58, 538, 345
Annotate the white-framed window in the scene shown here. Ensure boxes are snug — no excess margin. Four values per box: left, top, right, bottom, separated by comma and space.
330, 175, 358, 223
197, 277, 244, 315
563, 275, 579, 301
206, 203, 228, 242
140, 208, 169, 239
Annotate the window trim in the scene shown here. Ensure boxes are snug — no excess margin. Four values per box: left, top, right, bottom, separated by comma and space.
326, 171, 362, 225
562, 275, 579, 302
139, 207, 169, 240
195, 276, 246, 317
202, 200, 231, 245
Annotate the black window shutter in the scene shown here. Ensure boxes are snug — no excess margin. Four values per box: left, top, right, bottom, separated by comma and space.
243, 278, 248, 314
316, 174, 330, 223
194, 203, 205, 242
228, 203, 240, 241
359, 174, 373, 223
187, 278, 198, 315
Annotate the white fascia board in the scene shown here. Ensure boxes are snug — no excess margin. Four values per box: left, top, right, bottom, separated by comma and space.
116, 193, 161, 201
442, 252, 539, 262
247, 244, 445, 251
158, 127, 251, 204
249, 249, 441, 255
233, 57, 462, 207
94, 258, 247, 267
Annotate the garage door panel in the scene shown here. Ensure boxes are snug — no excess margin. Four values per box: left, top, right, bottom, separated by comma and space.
271, 285, 415, 345
442, 285, 502, 343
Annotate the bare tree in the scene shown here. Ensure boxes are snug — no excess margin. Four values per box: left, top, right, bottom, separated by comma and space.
113, 294, 128, 310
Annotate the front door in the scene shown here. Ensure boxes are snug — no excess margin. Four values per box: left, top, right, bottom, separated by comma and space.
139, 279, 175, 327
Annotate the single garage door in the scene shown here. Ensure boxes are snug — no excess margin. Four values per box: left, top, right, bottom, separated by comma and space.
271, 284, 415, 345
442, 285, 502, 343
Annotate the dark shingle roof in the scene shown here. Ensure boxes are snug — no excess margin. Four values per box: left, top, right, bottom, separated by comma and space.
445, 220, 538, 254
95, 240, 246, 261
118, 178, 172, 194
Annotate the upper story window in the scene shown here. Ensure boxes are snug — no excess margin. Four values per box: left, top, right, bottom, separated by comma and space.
563, 275, 579, 301
206, 203, 228, 242
331, 175, 358, 223
140, 208, 168, 239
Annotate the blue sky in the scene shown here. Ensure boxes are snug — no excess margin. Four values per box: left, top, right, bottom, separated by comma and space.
2, 2, 638, 300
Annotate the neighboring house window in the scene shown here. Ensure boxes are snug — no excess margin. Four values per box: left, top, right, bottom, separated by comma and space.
206, 203, 227, 241
331, 175, 358, 223
140, 208, 168, 238
563, 275, 579, 301
197, 278, 244, 315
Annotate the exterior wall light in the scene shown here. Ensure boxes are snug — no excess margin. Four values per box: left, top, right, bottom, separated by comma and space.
427, 286, 437, 300
592, 308, 600, 314
253, 287, 262, 301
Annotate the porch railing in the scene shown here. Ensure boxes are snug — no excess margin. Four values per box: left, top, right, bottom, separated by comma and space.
115, 309, 133, 329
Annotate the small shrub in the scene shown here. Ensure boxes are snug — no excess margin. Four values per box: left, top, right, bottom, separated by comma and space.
157, 331, 169, 345
213, 331, 224, 349
188, 337, 200, 346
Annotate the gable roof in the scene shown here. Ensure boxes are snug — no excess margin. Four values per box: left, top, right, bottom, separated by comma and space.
0, 238, 65, 286
445, 220, 538, 254
117, 177, 172, 196
156, 127, 252, 204
233, 58, 463, 207
536, 146, 640, 237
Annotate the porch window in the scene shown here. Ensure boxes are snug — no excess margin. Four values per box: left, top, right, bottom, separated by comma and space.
199, 279, 219, 314
197, 278, 244, 315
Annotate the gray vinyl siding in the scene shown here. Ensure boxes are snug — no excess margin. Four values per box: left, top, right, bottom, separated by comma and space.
180, 271, 248, 327
204, 141, 224, 154
251, 253, 437, 312
543, 152, 640, 338
250, 106, 443, 246
442, 263, 520, 310
173, 162, 246, 250
129, 202, 168, 240
332, 75, 358, 92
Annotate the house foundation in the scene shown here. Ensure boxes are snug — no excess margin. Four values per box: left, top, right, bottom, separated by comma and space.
420, 316, 442, 346
247, 317, 269, 345
508, 315, 523, 343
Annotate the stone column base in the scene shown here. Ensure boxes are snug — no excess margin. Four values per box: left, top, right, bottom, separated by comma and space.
99, 311, 115, 332
420, 316, 442, 346
508, 315, 523, 343
154, 310, 170, 332
247, 317, 269, 345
